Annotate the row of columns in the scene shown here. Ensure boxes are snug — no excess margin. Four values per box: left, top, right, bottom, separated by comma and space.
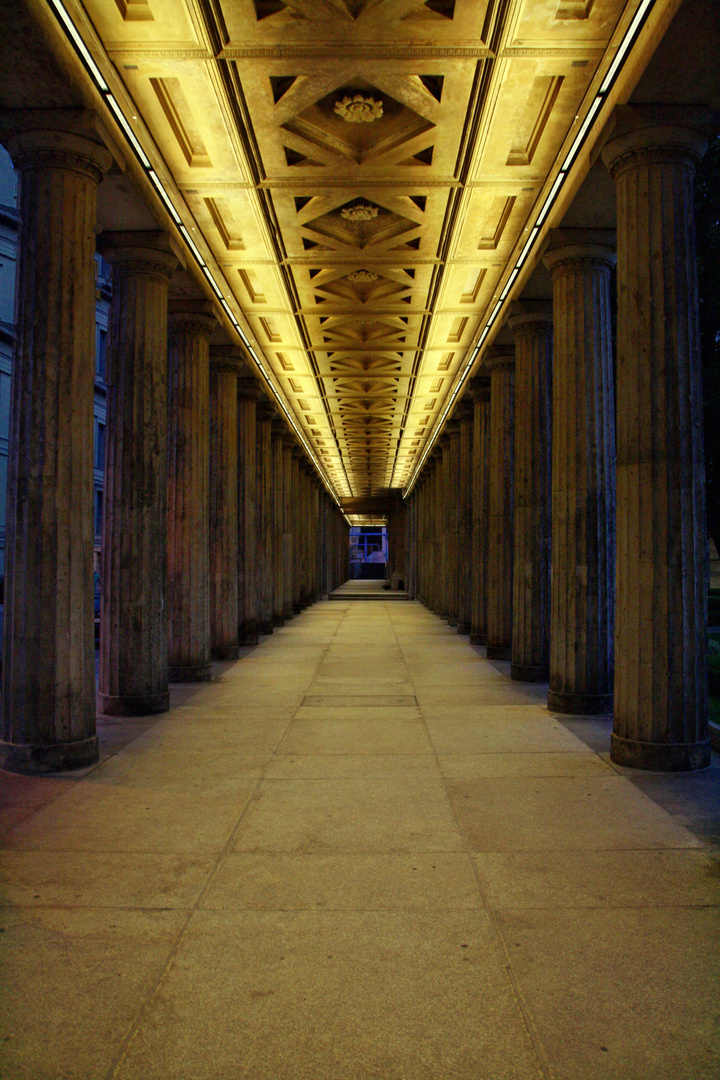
0, 113, 349, 773
411, 107, 713, 772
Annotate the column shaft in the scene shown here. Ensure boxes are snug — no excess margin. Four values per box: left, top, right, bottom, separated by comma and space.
238, 385, 259, 645
602, 109, 713, 769
510, 306, 553, 682
167, 301, 215, 681
97, 233, 176, 715
209, 348, 243, 661
1, 125, 111, 771
486, 354, 515, 660
544, 234, 616, 714
470, 380, 491, 645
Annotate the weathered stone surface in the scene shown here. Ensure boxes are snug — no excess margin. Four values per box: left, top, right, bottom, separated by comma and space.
602, 107, 714, 770
508, 304, 553, 683
486, 352, 515, 662
0, 122, 112, 772
209, 346, 243, 662
456, 402, 473, 635
468, 379, 491, 646
238, 378, 262, 645
97, 232, 177, 715
544, 231, 616, 715
167, 300, 216, 682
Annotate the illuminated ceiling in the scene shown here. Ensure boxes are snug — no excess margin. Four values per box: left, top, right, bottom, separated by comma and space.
33, 0, 665, 499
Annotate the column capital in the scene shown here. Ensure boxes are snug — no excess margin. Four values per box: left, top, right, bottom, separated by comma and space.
97, 230, 178, 280
282, 433, 297, 450
0, 108, 115, 180
452, 399, 474, 423
256, 399, 277, 423
168, 299, 217, 338
508, 300, 553, 333
466, 375, 491, 401
542, 228, 616, 277
209, 344, 249, 376
236, 376, 264, 402
484, 347, 515, 374
444, 419, 461, 439
600, 105, 719, 179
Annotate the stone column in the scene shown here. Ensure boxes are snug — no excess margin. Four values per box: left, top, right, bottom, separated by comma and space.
237, 377, 261, 645
456, 401, 474, 634
602, 106, 715, 770
444, 422, 461, 627
468, 378, 491, 645
97, 232, 177, 716
0, 117, 112, 772
486, 350, 515, 661
508, 302, 553, 682
543, 230, 616, 714
167, 300, 216, 681
291, 448, 303, 612
256, 400, 275, 635
271, 420, 286, 624
209, 345, 244, 661
282, 435, 295, 620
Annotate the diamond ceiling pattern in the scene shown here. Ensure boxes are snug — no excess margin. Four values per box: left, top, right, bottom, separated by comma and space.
82, 0, 633, 498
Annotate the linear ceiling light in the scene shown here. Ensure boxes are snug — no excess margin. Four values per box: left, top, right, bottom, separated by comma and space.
45, 0, 345, 509
401, 0, 656, 498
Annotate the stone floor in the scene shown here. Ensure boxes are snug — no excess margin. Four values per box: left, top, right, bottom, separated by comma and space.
1, 598, 720, 1080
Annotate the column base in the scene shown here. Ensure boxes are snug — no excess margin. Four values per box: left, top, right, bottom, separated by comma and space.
610, 733, 711, 772
211, 645, 240, 661
511, 662, 549, 683
273, 615, 285, 627
97, 691, 169, 716
486, 642, 511, 661
447, 618, 458, 628
258, 621, 274, 636
238, 621, 259, 646
469, 631, 487, 646
457, 622, 470, 636
1, 735, 99, 774
547, 689, 613, 715
169, 662, 212, 683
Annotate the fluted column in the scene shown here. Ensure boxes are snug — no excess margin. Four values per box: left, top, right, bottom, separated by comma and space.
469, 378, 491, 645
167, 300, 216, 681
602, 106, 715, 769
544, 230, 616, 714
271, 420, 286, 624
238, 377, 261, 645
282, 435, 295, 620
486, 350, 515, 661
444, 422, 461, 626
456, 402, 473, 634
256, 400, 275, 635
209, 345, 244, 661
291, 448, 303, 612
0, 118, 112, 772
97, 232, 177, 716
509, 303, 553, 682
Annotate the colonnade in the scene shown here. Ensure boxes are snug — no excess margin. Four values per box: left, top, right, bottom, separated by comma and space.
0, 109, 349, 774
410, 106, 713, 773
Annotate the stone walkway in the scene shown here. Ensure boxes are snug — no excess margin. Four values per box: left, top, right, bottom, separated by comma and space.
1, 599, 719, 1079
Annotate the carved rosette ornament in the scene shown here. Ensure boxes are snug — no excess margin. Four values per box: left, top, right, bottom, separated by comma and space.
348, 269, 378, 282
341, 204, 378, 222
334, 95, 383, 123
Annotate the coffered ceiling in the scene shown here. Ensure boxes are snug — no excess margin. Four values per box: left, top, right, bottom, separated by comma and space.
63, 0, 639, 496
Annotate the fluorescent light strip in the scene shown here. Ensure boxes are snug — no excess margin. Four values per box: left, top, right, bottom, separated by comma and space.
106, 96, 151, 168
403, 0, 657, 499
47, 0, 108, 91
46, 0, 344, 507
560, 95, 604, 171
535, 171, 566, 228
599, 0, 655, 94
